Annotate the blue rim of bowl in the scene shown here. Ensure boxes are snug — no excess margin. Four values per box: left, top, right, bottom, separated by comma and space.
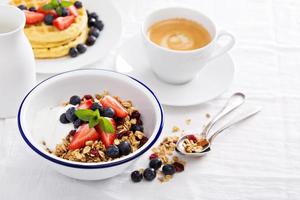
17, 69, 164, 169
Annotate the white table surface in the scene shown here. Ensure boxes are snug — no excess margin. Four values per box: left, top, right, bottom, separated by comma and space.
1, 0, 300, 199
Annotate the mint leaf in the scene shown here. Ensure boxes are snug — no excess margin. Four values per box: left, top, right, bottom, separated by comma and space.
95, 109, 100, 118
89, 116, 100, 128
99, 117, 115, 133
61, 1, 73, 7
51, 0, 59, 7
42, 3, 55, 10
75, 109, 114, 131
55, 7, 62, 16
75, 109, 95, 122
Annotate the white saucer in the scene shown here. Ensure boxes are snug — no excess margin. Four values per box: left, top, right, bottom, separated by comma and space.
115, 35, 235, 106
31, 0, 122, 74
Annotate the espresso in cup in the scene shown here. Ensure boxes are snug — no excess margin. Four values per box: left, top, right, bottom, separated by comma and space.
147, 18, 212, 51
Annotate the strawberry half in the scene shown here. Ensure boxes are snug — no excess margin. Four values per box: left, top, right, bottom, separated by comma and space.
100, 95, 128, 118
53, 15, 75, 30
95, 118, 117, 148
37, 7, 57, 17
69, 124, 100, 150
24, 11, 45, 25
68, 5, 79, 17
77, 99, 93, 110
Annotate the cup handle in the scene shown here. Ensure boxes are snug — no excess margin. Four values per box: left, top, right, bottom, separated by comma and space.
207, 30, 235, 62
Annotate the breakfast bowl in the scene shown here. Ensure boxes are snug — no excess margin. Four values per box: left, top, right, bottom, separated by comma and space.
18, 69, 164, 180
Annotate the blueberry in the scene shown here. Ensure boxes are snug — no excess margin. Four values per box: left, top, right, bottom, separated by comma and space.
106, 145, 120, 158
89, 27, 100, 38
162, 164, 176, 175
76, 44, 87, 54
89, 12, 99, 20
101, 107, 115, 118
65, 107, 78, 122
61, 7, 69, 16
69, 95, 81, 105
18, 5, 27, 10
131, 124, 144, 132
136, 119, 143, 125
44, 14, 54, 25
94, 20, 104, 31
118, 141, 131, 156
114, 117, 125, 125
59, 113, 70, 124
74, 1, 83, 9
85, 36, 96, 46
91, 102, 103, 112
143, 168, 156, 181
28, 7, 36, 12
88, 17, 96, 27
69, 47, 78, 58
73, 119, 83, 129
131, 170, 143, 183
149, 158, 162, 170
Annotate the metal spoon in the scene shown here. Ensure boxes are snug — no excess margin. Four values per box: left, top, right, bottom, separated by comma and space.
175, 92, 245, 156
176, 107, 261, 157
200, 92, 246, 138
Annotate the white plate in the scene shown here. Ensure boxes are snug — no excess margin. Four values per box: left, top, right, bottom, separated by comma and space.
27, 0, 122, 74
115, 34, 235, 106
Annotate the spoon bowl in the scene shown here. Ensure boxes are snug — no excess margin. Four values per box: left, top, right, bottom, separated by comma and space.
175, 134, 211, 157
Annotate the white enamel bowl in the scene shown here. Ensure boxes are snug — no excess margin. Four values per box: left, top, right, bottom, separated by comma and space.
18, 69, 164, 180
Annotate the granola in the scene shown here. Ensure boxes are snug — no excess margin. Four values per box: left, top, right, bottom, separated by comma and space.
185, 118, 192, 125
172, 126, 180, 133
48, 91, 148, 163
183, 135, 209, 153
131, 134, 186, 183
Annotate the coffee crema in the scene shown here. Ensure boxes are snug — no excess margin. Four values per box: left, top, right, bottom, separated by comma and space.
148, 18, 212, 51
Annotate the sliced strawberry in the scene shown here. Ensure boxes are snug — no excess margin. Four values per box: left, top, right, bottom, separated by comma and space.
68, 5, 79, 17
77, 99, 93, 110
24, 11, 45, 25
69, 124, 100, 150
100, 95, 128, 118
53, 15, 75, 30
37, 7, 57, 17
95, 118, 117, 148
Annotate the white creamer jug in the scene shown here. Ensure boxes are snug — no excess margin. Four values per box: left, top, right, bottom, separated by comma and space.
0, 5, 36, 118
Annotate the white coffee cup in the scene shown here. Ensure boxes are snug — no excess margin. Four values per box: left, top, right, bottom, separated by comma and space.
141, 7, 235, 84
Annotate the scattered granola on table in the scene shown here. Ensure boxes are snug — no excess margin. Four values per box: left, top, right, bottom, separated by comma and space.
47, 91, 149, 163
131, 134, 186, 183
185, 118, 192, 125
172, 126, 180, 133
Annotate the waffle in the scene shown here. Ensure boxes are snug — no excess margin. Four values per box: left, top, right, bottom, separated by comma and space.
10, 0, 88, 44
10, 0, 89, 58
10, 0, 48, 8
33, 26, 88, 58
30, 36, 77, 48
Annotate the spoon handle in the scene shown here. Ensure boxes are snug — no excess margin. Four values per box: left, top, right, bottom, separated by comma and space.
201, 92, 246, 137
208, 107, 262, 143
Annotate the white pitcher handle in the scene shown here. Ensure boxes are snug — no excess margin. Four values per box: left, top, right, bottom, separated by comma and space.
207, 30, 235, 62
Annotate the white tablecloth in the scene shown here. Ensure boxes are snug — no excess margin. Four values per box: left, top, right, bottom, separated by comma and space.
1, 0, 300, 199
